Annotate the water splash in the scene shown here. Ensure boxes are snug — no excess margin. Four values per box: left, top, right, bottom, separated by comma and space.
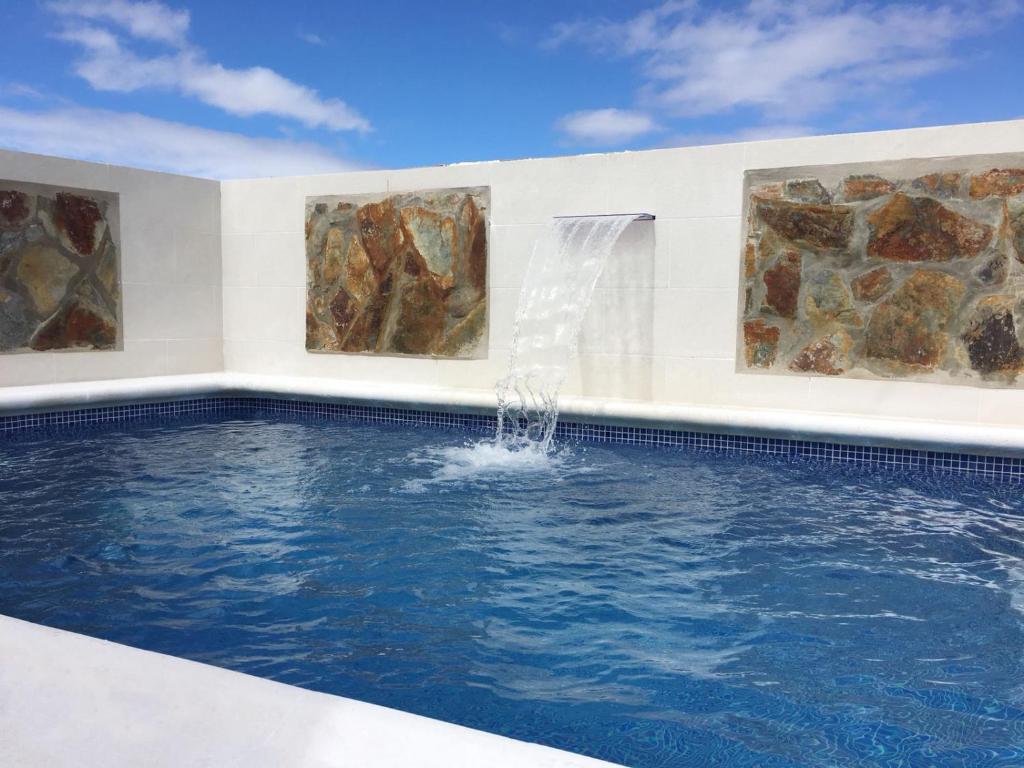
495, 215, 638, 452
409, 214, 639, 483
400, 442, 569, 492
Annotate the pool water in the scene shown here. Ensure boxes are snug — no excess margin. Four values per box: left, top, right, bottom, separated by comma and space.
2, 412, 1023, 767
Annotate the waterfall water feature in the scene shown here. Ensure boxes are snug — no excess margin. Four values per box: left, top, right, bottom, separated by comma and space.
407, 213, 649, 486
494, 214, 641, 453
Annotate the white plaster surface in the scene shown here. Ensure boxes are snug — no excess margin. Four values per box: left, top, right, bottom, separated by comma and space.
0, 150, 223, 387
219, 118, 1024, 428
5, 121, 1024, 428
0, 614, 620, 768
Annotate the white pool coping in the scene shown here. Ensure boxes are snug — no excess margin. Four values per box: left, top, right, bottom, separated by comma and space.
4, 371, 1024, 456
0, 614, 621, 768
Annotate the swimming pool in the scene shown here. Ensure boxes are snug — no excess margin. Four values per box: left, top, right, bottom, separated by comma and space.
2, 409, 1023, 767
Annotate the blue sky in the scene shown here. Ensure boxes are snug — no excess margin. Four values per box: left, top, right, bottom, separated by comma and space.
0, 0, 1020, 178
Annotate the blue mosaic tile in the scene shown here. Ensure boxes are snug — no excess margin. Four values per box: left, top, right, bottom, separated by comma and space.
2, 396, 1023, 482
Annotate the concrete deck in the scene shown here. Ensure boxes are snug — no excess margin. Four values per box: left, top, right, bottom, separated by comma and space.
0, 615, 621, 768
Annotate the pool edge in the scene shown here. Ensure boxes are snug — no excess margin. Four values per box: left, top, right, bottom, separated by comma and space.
0, 613, 622, 768
4, 372, 1024, 458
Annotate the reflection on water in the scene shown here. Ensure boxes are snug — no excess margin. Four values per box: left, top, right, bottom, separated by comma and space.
1, 414, 1023, 767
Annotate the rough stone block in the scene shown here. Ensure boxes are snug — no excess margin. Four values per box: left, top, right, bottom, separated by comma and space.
0, 180, 120, 354
738, 152, 1024, 387
305, 187, 489, 358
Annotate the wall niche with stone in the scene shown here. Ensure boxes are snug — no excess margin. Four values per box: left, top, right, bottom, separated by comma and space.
306, 187, 488, 358
0, 181, 120, 353
738, 153, 1024, 387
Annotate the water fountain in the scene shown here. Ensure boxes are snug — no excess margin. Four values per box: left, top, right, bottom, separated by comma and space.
495, 213, 655, 453
406, 212, 654, 486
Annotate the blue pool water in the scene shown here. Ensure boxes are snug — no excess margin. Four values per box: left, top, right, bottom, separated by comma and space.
1, 412, 1023, 767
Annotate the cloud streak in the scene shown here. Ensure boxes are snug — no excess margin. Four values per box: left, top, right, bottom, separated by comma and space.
48, 0, 370, 132
556, 108, 659, 145
549, 0, 1021, 145
297, 30, 326, 46
48, 0, 190, 45
0, 105, 360, 178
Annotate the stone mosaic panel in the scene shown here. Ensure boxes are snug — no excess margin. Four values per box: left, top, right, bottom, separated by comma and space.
305, 187, 488, 358
0, 181, 120, 353
738, 153, 1024, 387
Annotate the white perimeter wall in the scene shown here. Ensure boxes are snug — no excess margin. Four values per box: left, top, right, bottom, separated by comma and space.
0, 149, 222, 387
3, 122, 1024, 428
221, 119, 1024, 428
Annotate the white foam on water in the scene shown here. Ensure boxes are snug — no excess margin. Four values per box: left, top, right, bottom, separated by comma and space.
401, 442, 566, 492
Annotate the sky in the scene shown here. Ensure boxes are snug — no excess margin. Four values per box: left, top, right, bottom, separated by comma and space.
0, 0, 1020, 179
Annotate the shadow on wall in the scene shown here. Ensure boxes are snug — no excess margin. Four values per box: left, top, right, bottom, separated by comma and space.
578, 221, 657, 400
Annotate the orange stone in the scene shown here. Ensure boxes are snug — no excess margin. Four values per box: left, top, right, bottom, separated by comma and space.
843, 175, 894, 202
789, 330, 852, 375
744, 241, 757, 278
356, 200, 406, 278
385, 265, 447, 354
1001, 203, 1024, 264
851, 267, 892, 302
969, 168, 1024, 199
31, 297, 117, 351
754, 198, 853, 249
743, 319, 780, 368
863, 270, 965, 369
761, 251, 801, 319
912, 172, 961, 197
54, 192, 103, 255
866, 193, 992, 262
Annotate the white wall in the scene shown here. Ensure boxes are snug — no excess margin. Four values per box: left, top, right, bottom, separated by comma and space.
3, 121, 1024, 428
0, 149, 222, 387
221, 119, 1024, 428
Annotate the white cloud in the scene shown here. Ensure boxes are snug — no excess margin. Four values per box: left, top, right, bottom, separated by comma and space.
297, 31, 325, 46
47, 0, 190, 45
48, 1, 370, 132
549, 1, 1021, 119
0, 82, 47, 100
0, 105, 360, 178
556, 108, 659, 145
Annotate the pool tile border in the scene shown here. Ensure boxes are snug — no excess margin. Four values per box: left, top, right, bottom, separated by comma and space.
2, 396, 1024, 481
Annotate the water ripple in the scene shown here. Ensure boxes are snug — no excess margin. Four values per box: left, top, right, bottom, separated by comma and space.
1, 415, 1023, 766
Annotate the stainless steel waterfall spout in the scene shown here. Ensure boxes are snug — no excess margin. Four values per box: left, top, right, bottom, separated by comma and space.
552, 213, 655, 221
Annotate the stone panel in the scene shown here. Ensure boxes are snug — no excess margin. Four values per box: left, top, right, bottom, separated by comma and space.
738, 152, 1024, 388
305, 187, 488, 358
0, 180, 120, 353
